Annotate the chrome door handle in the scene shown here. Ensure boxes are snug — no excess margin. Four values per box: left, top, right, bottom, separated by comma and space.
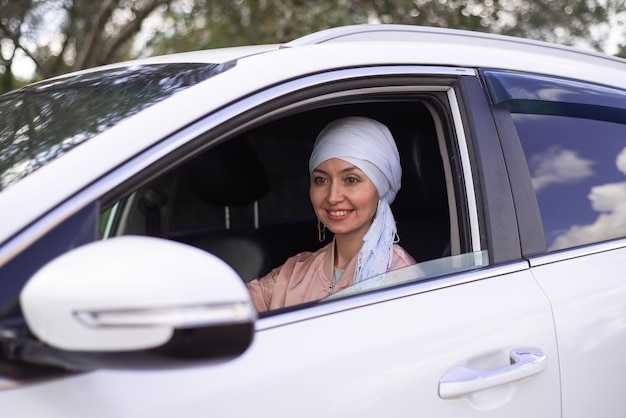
439, 349, 546, 399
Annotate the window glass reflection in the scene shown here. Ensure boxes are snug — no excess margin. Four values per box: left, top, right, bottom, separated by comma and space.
0, 63, 225, 191
325, 251, 489, 299
483, 70, 626, 111
515, 113, 626, 250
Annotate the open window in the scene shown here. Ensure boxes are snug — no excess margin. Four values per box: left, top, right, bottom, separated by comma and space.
101, 83, 488, 310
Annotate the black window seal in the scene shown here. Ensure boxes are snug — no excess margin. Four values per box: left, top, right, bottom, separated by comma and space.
457, 76, 523, 264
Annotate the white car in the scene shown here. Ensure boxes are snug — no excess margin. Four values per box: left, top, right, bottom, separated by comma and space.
1, 24, 626, 417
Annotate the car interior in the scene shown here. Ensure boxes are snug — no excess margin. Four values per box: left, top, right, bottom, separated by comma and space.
103, 99, 461, 284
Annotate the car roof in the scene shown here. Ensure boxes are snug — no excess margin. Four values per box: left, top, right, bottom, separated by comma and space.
282, 24, 626, 88
289, 23, 620, 63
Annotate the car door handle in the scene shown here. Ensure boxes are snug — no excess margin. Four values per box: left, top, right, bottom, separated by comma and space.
438, 349, 546, 399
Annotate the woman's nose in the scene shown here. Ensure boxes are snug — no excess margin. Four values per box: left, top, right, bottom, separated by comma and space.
327, 182, 344, 203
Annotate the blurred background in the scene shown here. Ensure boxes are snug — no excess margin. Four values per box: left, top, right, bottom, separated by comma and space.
1, 0, 625, 94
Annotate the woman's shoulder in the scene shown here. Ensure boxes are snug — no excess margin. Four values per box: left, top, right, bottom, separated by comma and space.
391, 243, 417, 267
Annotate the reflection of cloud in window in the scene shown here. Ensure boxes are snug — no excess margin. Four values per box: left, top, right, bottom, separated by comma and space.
616, 147, 626, 175
551, 147, 626, 250
551, 183, 626, 249
530, 146, 595, 191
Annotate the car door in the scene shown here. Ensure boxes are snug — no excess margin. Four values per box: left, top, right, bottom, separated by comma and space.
1, 268, 559, 418
1, 67, 561, 417
487, 69, 626, 418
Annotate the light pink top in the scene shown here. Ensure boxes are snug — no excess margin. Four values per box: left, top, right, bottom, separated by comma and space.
247, 242, 416, 312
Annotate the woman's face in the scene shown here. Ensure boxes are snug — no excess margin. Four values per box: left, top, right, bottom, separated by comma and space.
310, 158, 379, 242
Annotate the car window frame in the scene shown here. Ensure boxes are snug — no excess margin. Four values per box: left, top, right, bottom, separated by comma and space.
483, 68, 626, 259
457, 75, 524, 263
1, 65, 524, 325
97, 69, 515, 317
487, 102, 547, 258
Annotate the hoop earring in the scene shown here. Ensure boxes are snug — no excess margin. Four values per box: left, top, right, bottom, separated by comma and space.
317, 220, 326, 242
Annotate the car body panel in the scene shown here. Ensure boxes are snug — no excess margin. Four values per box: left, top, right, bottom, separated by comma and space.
530, 243, 626, 418
2, 267, 560, 418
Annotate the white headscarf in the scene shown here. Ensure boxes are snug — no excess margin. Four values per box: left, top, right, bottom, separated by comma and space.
309, 116, 402, 283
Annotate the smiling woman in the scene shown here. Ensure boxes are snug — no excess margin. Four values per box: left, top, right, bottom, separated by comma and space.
246, 116, 416, 312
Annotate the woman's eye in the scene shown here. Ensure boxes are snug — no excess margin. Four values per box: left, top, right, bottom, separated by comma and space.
313, 177, 327, 185
346, 177, 359, 184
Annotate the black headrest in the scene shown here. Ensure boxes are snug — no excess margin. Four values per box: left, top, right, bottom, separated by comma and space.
391, 121, 448, 220
183, 139, 270, 206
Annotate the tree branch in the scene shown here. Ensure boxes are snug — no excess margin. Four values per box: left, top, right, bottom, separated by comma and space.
100, 0, 172, 65
75, 0, 120, 69
0, 18, 53, 79
50, 0, 79, 74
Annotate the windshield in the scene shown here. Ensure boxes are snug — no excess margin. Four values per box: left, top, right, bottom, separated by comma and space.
0, 62, 230, 192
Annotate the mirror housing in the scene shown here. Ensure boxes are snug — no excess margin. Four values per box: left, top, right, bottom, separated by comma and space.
19, 236, 256, 368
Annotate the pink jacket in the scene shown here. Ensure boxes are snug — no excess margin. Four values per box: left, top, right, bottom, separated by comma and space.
247, 242, 416, 312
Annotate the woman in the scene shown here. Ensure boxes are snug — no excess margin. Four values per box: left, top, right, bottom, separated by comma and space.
247, 116, 416, 312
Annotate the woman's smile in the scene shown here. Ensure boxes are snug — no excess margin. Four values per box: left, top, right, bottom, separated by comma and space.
327, 209, 351, 218
310, 158, 379, 242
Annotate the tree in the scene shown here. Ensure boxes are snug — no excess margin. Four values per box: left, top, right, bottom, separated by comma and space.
143, 0, 625, 55
1, 0, 172, 93
1, 0, 625, 94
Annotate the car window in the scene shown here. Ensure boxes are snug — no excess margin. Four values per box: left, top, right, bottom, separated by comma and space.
103, 94, 487, 308
484, 70, 626, 250
326, 250, 489, 300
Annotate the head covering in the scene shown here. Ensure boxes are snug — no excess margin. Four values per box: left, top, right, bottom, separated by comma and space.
309, 116, 401, 283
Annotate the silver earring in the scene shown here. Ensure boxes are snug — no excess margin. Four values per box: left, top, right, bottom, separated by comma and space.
317, 220, 326, 242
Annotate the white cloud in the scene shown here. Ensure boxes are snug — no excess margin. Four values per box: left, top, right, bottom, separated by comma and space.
550, 147, 626, 249
530, 146, 595, 191
588, 182, 626, 213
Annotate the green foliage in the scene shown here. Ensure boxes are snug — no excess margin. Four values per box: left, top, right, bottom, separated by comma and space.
0, 0, 173, 93
1, 0, 625, 93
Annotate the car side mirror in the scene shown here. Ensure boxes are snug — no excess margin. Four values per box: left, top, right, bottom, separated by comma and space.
18, 236, 256, 370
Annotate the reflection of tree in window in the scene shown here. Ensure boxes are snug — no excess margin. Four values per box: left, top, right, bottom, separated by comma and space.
0, 63, 225, 191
